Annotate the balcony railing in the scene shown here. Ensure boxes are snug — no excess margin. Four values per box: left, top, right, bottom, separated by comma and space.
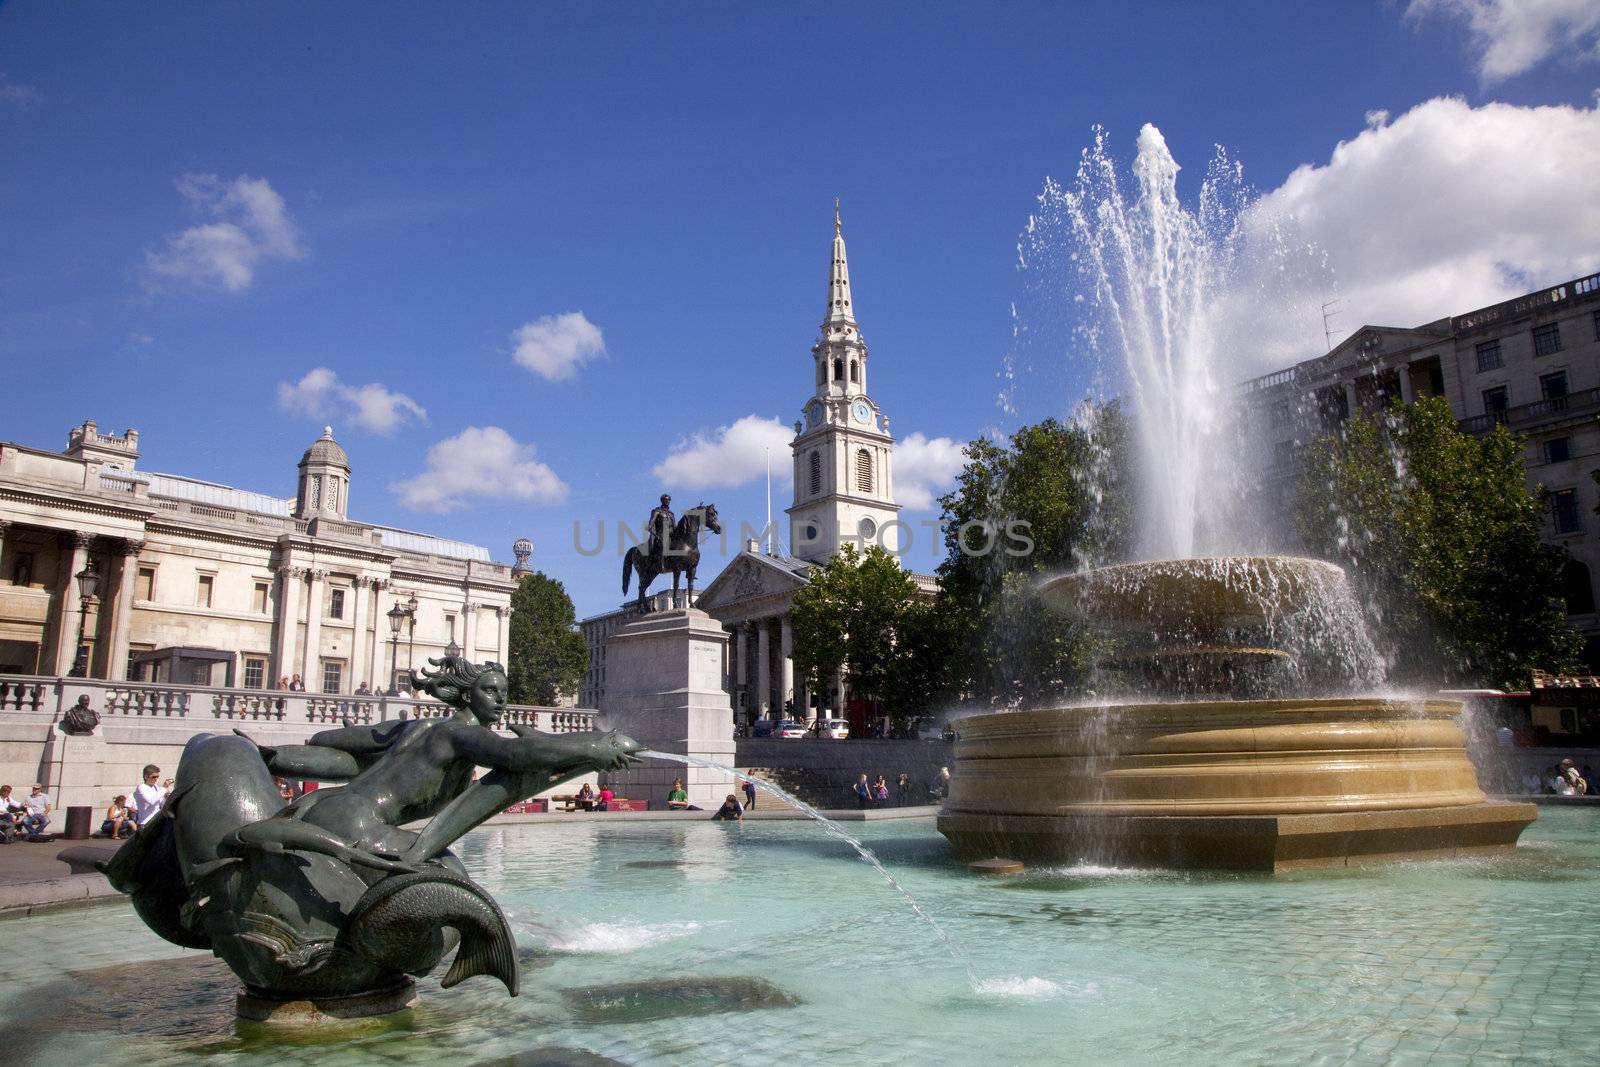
1452, 272, 1600, 333
0, 674, 595, 733
1458, 385, 1600, 435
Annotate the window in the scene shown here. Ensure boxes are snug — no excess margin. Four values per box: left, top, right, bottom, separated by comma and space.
1533, 322, 1562, 357
1482, 387, 1508, 422
195, 573, 214, 608
253, 581, 269, 613
135, 566, 155, 600
858, 517, 877, 542
850, 360, 859, 383
1427, 364, 1445, 396
446, 615, 457, 644
328, 480, 339, 513
321, 659, 344, 694
1475, 339, 1502, 372
808, 451, 821, 496
309, 475, 322, 509
10, 552, 33, 587
329, 587, 346, 619
832, 358, 843, 381
1552, 489, 1581, 534
243, 657, 266, 689
1540, 371, 1568, 403
855, 448, 873, 493
1563, 561, 1596, 615
1544, 437, 1572, 464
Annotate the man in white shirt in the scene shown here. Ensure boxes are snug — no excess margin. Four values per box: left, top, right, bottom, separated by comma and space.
22, 783, 52, 838
133, 764, 172, 827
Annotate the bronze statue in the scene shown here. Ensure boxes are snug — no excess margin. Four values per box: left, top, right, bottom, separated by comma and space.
60, 694, 99, 736
646, 493, 675, 570
623, 502, 721, 612
100, 655, 640, 1010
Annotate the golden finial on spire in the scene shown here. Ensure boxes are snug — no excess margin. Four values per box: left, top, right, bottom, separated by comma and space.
834, 196, 841, 235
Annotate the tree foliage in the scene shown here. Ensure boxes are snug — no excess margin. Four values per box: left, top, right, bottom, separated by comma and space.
505, 571, 589, 705
934, 406, 1136, 707
789, 544, 948, 722
1296, 397, 1582, 689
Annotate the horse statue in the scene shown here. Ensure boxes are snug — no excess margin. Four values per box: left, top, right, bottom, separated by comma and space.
623, 502, 721, 612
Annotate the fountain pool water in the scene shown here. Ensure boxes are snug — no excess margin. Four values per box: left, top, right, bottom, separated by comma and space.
4, 812, 1599, 1064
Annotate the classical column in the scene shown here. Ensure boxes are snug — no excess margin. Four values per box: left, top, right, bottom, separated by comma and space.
302, 569, 326, 689
495, 605, 510, 663
779, 615, 794, 717
734, 623, 749, 718
462, 600, 479, 662
0, 519, 10, 583
756, 618, 772, 717
1398, 365, 1416, 404
53, 532, 94, 675
349, 576, 370, 690
272, 565, 302, 685
107, 539, 143, 680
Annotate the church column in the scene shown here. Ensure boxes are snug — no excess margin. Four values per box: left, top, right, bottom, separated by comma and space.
53, 532, 94, 675
463, 600, 478, 662
272, 565, 301, 685
301, 569, 325, 690
107, 539, 142, 680
756, 618, 772, 718
349, 576, 370, 691
735, 623, 749, 720
779, 616, 794, 717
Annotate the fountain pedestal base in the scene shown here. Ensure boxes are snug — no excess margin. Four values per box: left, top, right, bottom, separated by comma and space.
234, 981, 418, 1025
938, 801, 1537, 872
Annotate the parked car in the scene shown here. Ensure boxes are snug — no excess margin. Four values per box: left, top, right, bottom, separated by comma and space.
751, 718, 776, 738
775, 718, 808, 739
816, 718, 850, 740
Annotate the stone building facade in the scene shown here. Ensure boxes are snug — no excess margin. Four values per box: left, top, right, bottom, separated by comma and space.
0, 421, 518, 691
1238, 271, 1600, 659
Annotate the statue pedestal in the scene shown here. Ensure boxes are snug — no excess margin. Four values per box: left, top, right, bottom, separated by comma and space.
601, 608, 736, 810
235, 981, 418, 1024
43, 728, 109, 814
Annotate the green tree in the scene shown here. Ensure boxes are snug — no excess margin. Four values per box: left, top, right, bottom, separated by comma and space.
934, 406, 1135, 707
505, 571, 589, 706
789, 544, 941, 723
1297, 397, 1582, 689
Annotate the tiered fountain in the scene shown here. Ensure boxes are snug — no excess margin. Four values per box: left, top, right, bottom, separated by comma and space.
937, 127, 1535, 871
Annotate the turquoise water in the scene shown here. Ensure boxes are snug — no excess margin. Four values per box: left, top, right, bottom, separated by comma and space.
3, 809, 1598, 1066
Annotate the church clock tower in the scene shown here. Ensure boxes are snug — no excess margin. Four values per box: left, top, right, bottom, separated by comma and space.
786, 203, 900, 562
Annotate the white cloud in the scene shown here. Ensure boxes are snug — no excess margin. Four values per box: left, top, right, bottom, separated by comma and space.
1408, 0, 1600, 83
392, 426, 569, 513
511, 311, 606, 380
276, 367, 427, 436
894, 432, 966, 509
1223, 96, 1600, 376
652, 415, 795, 489
0, 78, 40, 107
144, 174, 304, 293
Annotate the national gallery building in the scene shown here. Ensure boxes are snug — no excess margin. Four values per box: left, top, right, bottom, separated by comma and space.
0, 421, 519, 692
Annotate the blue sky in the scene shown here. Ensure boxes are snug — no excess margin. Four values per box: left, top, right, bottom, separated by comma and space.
3, 1, 1598, 618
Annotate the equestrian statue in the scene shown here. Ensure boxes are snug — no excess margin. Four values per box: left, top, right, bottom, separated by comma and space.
100, 655, 640, 1016
622, 496, 721, 612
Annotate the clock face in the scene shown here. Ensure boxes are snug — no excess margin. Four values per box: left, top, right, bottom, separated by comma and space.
851, 400, 871, 424
805, 401, 823, 428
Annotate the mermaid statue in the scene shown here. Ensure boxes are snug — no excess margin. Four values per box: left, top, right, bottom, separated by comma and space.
100, 655, 640, 1013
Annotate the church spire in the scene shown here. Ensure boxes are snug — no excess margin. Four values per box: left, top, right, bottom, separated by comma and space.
825, 198, 856, 327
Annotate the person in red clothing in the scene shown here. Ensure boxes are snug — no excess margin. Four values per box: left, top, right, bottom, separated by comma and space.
596, 784, 614, 811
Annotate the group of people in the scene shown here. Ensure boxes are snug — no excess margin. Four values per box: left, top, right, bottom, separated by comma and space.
1524, 758, 1592, 796
0, 763, 173, 843
853, 767, 950, 808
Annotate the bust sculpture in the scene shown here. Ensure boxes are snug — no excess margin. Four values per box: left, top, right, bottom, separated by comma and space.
100, 655, 639, 1015
59, 694, 99, 736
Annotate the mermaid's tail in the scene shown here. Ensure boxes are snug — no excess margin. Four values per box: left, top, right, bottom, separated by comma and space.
345, 868, 519, 994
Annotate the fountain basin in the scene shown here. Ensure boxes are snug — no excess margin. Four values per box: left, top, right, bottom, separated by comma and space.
937, 698, 1535, 871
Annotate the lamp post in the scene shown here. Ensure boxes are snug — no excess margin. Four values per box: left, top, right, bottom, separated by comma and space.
387, 602, 408, 695
406, 594, 418, 672
71, 561, 100, 677
446, 640, 461, 659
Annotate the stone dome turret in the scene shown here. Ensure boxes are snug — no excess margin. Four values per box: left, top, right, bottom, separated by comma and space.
299, 426, 350, 471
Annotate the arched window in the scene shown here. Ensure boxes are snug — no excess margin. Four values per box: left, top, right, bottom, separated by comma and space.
808, 451, 822, 496
833, 358, 844, 382
855, 449, 873, 493
1562, 560, 1595, 615
850, 360, 859, 383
